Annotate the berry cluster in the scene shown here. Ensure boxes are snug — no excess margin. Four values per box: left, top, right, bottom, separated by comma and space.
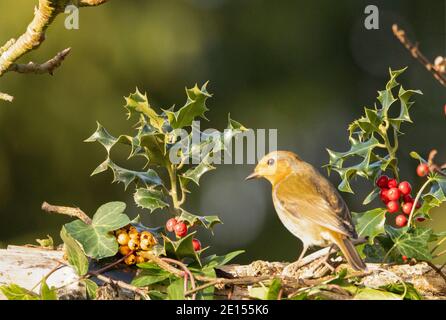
115, 226, 157, 265
165, 218, 201, 251
376, 175, 421, 227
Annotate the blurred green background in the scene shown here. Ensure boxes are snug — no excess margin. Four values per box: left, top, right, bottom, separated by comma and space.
0, 0, 445, 264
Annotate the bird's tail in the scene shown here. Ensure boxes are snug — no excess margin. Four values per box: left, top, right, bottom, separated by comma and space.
330, 232, 367, 271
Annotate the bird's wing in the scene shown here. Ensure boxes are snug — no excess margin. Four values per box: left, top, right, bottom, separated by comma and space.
275, 170, 357, 238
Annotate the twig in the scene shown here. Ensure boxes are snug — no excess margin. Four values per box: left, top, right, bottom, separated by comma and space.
41, 201, 92, 225
7, 48, 71, 75
392, 24, 446, 87
0, 0, 110, 102
94, 274, 148, 299
424, 260, 446, 284
428, 149, 446, 177
161, 257, 197, 300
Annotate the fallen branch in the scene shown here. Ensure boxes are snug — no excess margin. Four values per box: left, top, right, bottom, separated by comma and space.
7, 48, 71, 75
392, 24, 446, 87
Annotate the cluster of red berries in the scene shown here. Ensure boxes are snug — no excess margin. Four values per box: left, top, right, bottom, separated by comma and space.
115, 225, 157, 265
165, 218, 201, 251
376, 175, 422, 227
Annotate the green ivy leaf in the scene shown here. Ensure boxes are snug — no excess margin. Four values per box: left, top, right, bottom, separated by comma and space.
385, 226, 432, 261
248, 278, 282, 300
64, 202, 131, 259
178, 209, 222, 230
0, 284, 39, 300
83, 279, 98, 300
134, 188, 168, 213
353, 208, 387, 244
165, 83, 211, 129
354, 287, 402, 300
132, 263, 171, 287
40, 278, 57, 300
60, 227, 89, 276
36, 235, 54, 249
201, 250, 245, 269
382, 282, 422, 300
167, 277, 185, 300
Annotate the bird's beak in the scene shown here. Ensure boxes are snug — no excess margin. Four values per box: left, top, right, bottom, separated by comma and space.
245, 172, 260, 181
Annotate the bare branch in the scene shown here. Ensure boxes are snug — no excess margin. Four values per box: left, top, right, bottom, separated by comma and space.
7, 48, 71, 75
0, 92, 14, 102
392, 24, 446, 87
41, 201, 92, 225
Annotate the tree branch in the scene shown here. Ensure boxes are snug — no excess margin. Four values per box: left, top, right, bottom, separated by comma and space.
392, 24, 446, 87
41, 201, 92, 225
0, 0, 110, 102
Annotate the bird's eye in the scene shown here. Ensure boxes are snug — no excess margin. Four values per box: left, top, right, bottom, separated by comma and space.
267, 158, 275, 166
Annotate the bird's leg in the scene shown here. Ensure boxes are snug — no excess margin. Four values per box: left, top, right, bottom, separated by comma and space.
296, 244, 309, 264
312, 244, 336, 276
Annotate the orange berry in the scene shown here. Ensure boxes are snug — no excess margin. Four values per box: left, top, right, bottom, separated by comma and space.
136, 255, 145, 264
117, 233, 130, 246
124, 254, 136, 265
128, 238, 140, 251
119, 245, 131, 256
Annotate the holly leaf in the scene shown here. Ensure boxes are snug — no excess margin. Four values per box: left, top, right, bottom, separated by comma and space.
163, 232, 201, 266
201, 250, 245, 269
60, 227, 89, 276
180, 160, 215, 186
165, 83, 211, 129
362, 187, 380, 205
64, 202, 131, 259
178, 209, 222, 230
353, 208, 387, 244
133, 188, 168, 213
385, 226, 432, 261
124, 88, 165, 130
0, 284, 39, 300
92, 158, 163, 190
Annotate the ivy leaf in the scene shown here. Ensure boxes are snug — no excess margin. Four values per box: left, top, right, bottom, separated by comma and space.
60, 227, 89, 276
134, 188, 168, 213
64, 202, 131, 259
165, 83, 211, 129
178, 209, 222, 230
385, 226, 432, 261
201, 250, 245, 269
352, 208, 387, 244
132, 263, 171, 287
124, 88, 165, 131
167, 277, 185, 300
163, 232, 201, 266
36, 235, 54, 249
354, 287, 402, 300
83, 279, 98, 300
0, 284, 39, 300
40, 278, 57, 300
248, 278, 282, 300
382, 282, 422, 300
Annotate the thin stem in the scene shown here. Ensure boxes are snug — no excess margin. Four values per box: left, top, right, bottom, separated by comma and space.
408, 178, 432, 226
41, 201, 92, 225
167, 165, 180, 210
431, 236, 446, 254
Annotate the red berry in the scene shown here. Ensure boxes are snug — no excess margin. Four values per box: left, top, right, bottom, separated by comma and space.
402, 255, 408, 262
192, 238, 201, 251
416, 217, 426, 222
166, 218, 178, 233
403, 194, 414, 203
416, 163, 429, 177
387, 188, 400, 201
387, 200, 399, 213
376, 175, 389, 188
174, 222, 188, 237
398, 181, 412, 196
395, 214, 408, 227
401, 202, 413, 215
379, 188, 390, 203
416, 201, 422, 209
387, 178, 398, 188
